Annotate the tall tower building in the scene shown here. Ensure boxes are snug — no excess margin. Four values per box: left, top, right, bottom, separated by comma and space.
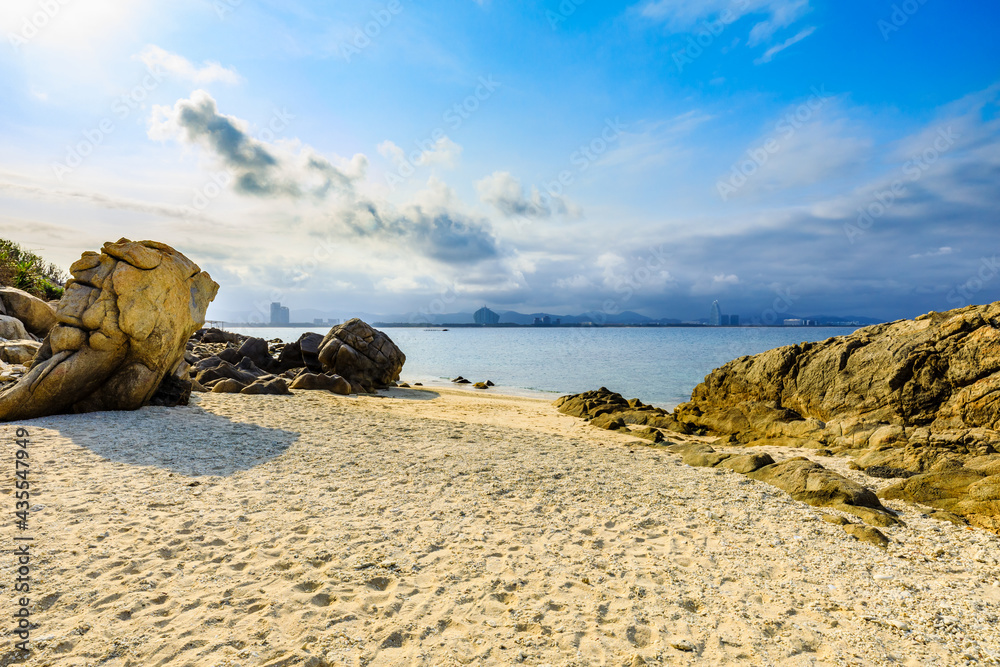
709, 300, 722, 327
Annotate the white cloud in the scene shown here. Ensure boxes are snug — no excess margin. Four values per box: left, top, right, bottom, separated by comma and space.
755, 26, 816, 63
638, 0, 810, 32
713, 273, 740, 285
747, 0, 809, 46
910, 247, 955, 260
378, 136, 462, 170
475, 171, 576, 219
555, 275, 592, 289
137, 45, 242, 84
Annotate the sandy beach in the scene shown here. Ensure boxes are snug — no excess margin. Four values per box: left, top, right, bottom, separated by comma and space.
3, 386, 999, 666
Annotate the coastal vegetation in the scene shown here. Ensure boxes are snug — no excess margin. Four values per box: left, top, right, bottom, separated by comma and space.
0, 238, 66, 300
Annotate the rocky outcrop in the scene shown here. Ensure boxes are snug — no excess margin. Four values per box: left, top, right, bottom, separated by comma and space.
555, 387, 694, 435
0, 239, 218, 420
671, 301, 1000, 532
187, 320, 403, 396
317, 319, 404, 392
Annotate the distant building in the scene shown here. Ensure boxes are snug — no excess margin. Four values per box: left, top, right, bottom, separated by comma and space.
721, 314, 731, 326
784, 318, 804, 326
730, 314, 740, 326
270, 302, 290, 325
709, 301, 722, 326
474, 306, 500, 325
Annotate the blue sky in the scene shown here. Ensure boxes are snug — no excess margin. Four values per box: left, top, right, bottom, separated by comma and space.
1, 0, 999, 323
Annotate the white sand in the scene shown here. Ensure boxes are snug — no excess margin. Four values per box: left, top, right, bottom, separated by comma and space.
2, 386, 999, 666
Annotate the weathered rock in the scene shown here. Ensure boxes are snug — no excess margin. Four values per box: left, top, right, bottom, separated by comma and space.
289, 372, 351, 395
452, 376, 471, 384
0, 239, 218, 420
666, 442, 715, 456
555, 387, 630, 419
317, 319, 405, 391
212, 378, 248, 393
843, 524, 890, 549
473, 382, 488, 389
273, 332, 324, 373
591, 413, 626, 430
194, 327, 245, 345
718, 452, 775, 474
677, 302, 1000, 436
241, 377, 291, 395
746, 458, 898, 527
0, 286, 57, 337
864, 466, 917, 479
0, 315, 29, 341
820, 514, 851, 526
683, 451, 732, 467
0, 340, 41, 365
196, 360, 258, 387
629, 427, 665, 443
930, 510, 968, 525
671, 301, 1000, 531
878, 470, 986, 512
237, 337, 273, 371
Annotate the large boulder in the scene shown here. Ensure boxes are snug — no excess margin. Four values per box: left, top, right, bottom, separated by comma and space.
289, 372, 351, 395
316, 319, 404, 391
0, 315, 29, 341
0, 239, 218, 420
0, 286, 57, 337
275, 332, 325, 373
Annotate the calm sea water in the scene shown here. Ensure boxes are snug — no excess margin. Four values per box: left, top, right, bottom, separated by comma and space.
227, 326, 861, 410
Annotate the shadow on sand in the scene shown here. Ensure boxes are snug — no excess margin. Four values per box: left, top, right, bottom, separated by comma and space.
31, 404, 300, 477
378, 387, 441, 401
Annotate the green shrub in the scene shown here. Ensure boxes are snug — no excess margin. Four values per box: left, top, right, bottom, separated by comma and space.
0, 239, 66, 301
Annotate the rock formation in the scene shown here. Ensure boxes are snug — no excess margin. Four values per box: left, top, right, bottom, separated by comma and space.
0, 286, 57, 338
186, 319, 404, 396
317, 318, 405, 392
0, 239, 218, 421
670, 301, 1000, 532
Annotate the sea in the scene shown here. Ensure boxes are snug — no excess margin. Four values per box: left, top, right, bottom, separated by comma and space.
226, 326, 862, 410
